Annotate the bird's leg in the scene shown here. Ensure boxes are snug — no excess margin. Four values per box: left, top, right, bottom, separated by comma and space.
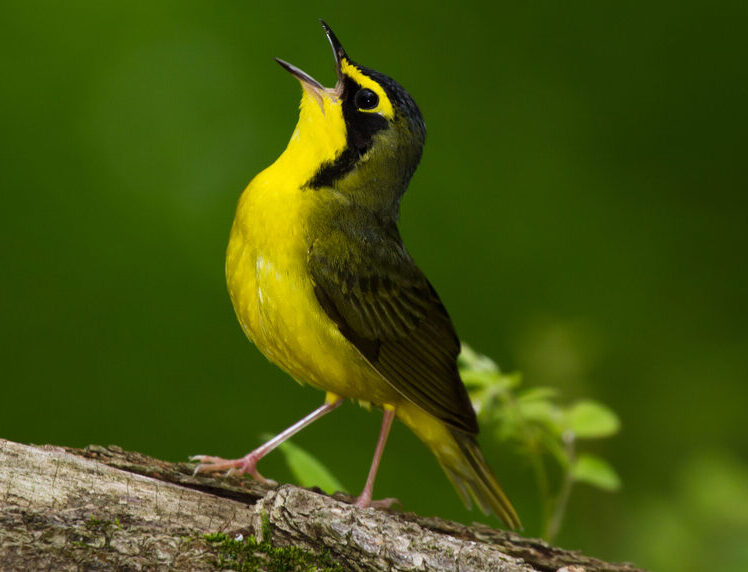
355, 405, 397, 509
192, 396, 344, 480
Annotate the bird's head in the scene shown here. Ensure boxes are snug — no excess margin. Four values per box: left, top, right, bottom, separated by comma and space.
276, 21, 426, 216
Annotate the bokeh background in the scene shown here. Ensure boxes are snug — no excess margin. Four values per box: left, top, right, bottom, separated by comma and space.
2, 2, 747, 570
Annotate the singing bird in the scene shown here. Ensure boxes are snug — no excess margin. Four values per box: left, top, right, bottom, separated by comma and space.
193, 21, 521, 529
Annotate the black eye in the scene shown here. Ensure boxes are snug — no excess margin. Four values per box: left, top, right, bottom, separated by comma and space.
354, 88, 379, 110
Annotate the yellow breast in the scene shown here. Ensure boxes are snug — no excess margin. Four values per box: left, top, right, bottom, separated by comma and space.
225, 169, 398, 407
224, 83, 404, 406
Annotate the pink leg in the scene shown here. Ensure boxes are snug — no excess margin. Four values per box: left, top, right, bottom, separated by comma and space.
192, 397, 343, 480
355, 407, 396, 508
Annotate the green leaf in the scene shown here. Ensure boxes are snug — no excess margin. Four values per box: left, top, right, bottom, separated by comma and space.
518, 399, 559, 424
273, 438, 347, 494
572, 454, 621, 491
461, 369, 501, 389
462, 370, 520, 393
517, 397, 564, 436
518, 386, 559, 402
458, 343, 500, 373
567, 400, 621, 438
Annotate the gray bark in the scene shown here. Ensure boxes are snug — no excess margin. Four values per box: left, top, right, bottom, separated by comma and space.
0, 439, 643, 571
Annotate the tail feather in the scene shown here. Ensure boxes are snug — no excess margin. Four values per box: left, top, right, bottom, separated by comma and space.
398, 403, 521, 529
444, 428, 521, 529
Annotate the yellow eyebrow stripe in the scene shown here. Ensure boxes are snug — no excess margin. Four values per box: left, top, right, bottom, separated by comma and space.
341, 59, 395, 119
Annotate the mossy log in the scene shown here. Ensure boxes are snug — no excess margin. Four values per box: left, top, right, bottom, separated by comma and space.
0, 439, 643, 571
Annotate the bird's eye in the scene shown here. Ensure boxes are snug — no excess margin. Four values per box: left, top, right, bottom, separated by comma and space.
355, 88, 379, 110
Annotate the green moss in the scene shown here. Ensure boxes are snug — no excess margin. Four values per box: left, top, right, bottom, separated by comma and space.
260, 512, 272, 543
82, 515, 121, 549
203, 523, 343, 572
84, 516, 120, 531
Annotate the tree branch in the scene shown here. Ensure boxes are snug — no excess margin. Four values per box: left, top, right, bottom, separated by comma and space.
0, 439, 642, 571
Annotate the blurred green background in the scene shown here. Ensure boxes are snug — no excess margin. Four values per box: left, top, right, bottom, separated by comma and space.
2, 2, 747, 570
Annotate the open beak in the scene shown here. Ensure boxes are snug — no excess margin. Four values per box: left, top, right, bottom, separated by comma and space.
275, 58, 326, 93
275, 20, 348, 103
320, 19, 348, 85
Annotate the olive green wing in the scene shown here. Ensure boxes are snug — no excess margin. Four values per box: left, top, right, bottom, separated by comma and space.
308, 225, 478, 434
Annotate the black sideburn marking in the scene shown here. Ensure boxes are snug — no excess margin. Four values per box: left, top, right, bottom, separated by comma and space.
306, 145, 363, 189
305, 76, 388, 189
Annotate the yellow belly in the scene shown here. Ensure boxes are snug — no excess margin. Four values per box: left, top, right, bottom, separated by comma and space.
226, 171, 399, 407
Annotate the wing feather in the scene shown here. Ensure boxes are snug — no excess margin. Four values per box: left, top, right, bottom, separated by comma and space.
309, 224, 478, 434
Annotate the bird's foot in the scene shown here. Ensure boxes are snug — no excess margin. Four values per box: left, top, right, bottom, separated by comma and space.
354, 495, 401, 510
190, 452, 274, 483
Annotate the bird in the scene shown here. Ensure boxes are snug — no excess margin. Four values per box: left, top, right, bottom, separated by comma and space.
192, 20, 521, 529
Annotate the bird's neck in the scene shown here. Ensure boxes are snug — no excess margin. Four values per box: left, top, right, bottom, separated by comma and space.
269, 92, 421, 220
272, 91, 348, 190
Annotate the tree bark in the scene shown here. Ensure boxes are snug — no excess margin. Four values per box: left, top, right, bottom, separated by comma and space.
0, 439, 643, 571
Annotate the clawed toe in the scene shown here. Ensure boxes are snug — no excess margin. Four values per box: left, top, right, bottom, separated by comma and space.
369, 497, 400, 509
189, 453, 270, 482
354, 495, 401, 510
